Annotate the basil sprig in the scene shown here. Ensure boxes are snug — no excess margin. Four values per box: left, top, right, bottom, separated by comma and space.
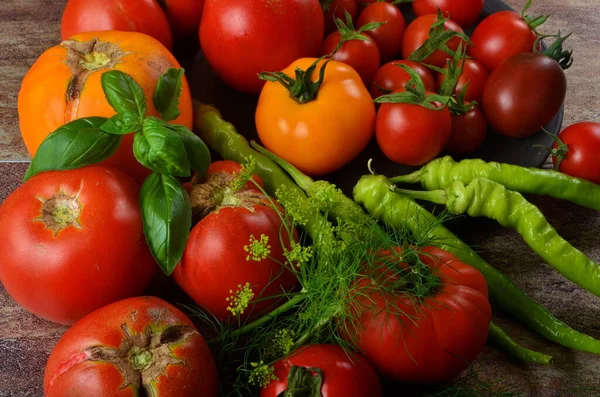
25, 68, 211, 275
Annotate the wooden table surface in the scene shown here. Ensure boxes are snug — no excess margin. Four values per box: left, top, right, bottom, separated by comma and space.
1, 1, 600, 396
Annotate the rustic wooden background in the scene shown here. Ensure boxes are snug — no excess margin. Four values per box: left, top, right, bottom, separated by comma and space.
1, 0, 600, 396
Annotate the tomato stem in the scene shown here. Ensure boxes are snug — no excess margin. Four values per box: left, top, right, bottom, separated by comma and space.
331, 10, 385, 54
258, 58, 330, 104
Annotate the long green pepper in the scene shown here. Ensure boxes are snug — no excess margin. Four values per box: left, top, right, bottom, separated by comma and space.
392, 156, 600, 211
393, 178, 600, 297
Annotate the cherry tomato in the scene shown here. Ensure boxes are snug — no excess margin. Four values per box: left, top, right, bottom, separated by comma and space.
437, 58, 489, 103
44, 297, 219, 397
402, 14, 465, 68
261, 345, 382, 397
412, 0, 484, 28
199, 0, 324, 95
552, 122, 600, 184
0, 166, 156, 325
370, 60, 436, 99
320, 31, 381, 85
445, 105, 487, 154
469, 11, 538, 71
61, 0, 173, 50
356, 2, 406, 62
323, 0, 359, 34
376, 90, 451, 166
163, 0, 205, 38
482, 53, 566, 138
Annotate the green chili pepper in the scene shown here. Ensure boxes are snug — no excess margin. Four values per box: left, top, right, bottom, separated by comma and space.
354, 174, 600, 354
488, 323, 553, 365
391, 156, 600, 211
393, 177, 600, 297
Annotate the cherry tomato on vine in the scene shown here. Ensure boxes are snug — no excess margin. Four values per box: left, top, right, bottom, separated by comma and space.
356, 2, 406, 62
402, 14, 465, 68
412, 0, 484, 28
323, 0, 359, 34
552, 122, 600, 184
370, 60, 436, 99
437, 58, 489, 103
445, 105, 487, 154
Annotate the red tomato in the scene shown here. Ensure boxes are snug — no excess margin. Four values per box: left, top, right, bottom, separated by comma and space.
0, 167, 156, 325
437, 58, 489, 103
341, 246, 491, 382
163, 0, 205, 38
323, 0, 359, 34
320, 31, 381, 84
173, 181, 299, 322
552, 122, 600, 184
482, 53, 566, 138
199, 0, 324, 95
44, 297, 219, 397
412, 0, 484, 28
402, 14, 465, 68
446, 106, 487, 154
61, 0, 173, 50
376, 90, 452, 166
261, 345, 382, 396
356, 2, 406, 62
370, 60, 436, 98
206, 160, 265, 190
469, 11, 538, 71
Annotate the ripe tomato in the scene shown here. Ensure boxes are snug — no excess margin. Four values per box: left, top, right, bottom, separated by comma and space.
437, 58, 489, 103
412, 0, 484, 28
370, 60, 436, 98
356, 2, 406, 62
323, 0, 359, 34
18, 31, 193, 184
256, 58, 375, 176
207, 160, 265, 190
376, 90, 451, 166
341, 246, 491, 382
469, 11, 538, 71
262, 345, 382, 396
163, 0, 204, 38
44, 297, 219, 397
200, 0, 324, 95
61, 0, 173, 50
445, 105, 487, 154
552, 122, 600, 184
0, 167, 156, 325
482, 53, 566, 138
173, 178, 299, 322
320, 31, 381, 85
402, 14, 465, 68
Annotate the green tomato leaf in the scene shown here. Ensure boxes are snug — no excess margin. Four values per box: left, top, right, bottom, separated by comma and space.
24, 117, 121, 181
140, 172, 191, 276
101, 111, 142, 135
164, 123, 211, 178
133, 117, 191, 177
101, 70, 147, 117
153, 68, 185, 121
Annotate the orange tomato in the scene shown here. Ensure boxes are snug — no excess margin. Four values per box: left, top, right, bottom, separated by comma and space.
255, 58, 375, 177
18, 31, 193, 184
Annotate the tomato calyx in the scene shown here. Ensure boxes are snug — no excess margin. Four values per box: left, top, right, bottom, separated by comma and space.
259, 58, 330, 104
537, 31, 574, 70
278, 365, 324, 397
521, 0, 549, 33
33, 186, 83, 236
330, 10, 386, 54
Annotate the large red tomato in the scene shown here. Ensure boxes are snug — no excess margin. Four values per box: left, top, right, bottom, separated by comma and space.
412, 0, 484, 28
262, 345, 382, 396
552, 122, 600, 184
370, 60, 436, 98
163, 0, 205, 38
0, 167, 156, 325
356, 2, 406, 62
61, 0, 173, 50
199, 0, 324, 95
44, 297, 219, 397
173, 176, 299, 322
341, 246, 491, 382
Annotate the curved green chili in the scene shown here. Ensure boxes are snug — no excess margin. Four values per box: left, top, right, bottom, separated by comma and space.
391, 156, 600, 211
354, 174, 600, 354
393, 178, 600, 297
488, 322, 553, 365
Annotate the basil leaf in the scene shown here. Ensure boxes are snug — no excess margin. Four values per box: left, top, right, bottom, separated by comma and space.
153, 68, 185, 121
101, 112, 142, 135
164, 123, 211, 178
101, 70, 147, 117
24, 117, 121, 181
133, 117, 191, 177
140, 172, 191, 276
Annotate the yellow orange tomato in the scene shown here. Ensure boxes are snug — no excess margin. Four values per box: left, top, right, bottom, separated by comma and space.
255, 58, 375, 177
18, 30, 193, 184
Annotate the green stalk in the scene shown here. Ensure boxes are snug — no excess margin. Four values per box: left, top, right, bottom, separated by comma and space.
488, 322, 553, 365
